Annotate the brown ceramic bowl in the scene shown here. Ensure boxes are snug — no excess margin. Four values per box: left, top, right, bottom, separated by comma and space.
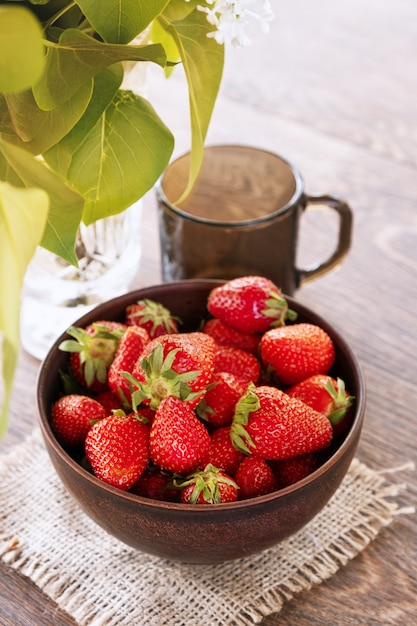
37, 279, 366, 564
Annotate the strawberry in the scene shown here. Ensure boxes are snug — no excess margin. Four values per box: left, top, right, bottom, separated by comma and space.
59, 322, 125, 392
149, 396, 211, 474
260, 323, 335, 386
130, 466, 177, 501
196, 371, 249, 427
177, 464, 239, 504
51, 394, 106, 447
207, 276, 297, 334
125, 298, 181, 337
130, 332, 216, 410
287, 375, 355, 437
270, 452, 321, 488
234, 456, 278, 499
94, 389, 125, 415
201, 426, 245, 476
231, 384, 333, 460
107, 325, 150, 406
214, 344, 260, 383
85, 411, 150, 490
202, 318, 261, 355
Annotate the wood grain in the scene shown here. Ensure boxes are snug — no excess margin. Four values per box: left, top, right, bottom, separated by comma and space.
1, 1, 416, 624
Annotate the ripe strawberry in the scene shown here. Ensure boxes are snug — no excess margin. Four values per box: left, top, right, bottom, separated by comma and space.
94, 389, 125, 415
201, 426, 245, 476
270, 452, 321, 488
125, 298, 180, 337
196, 371, 249, 427
260, 323, 335, 386
130, 332, 216, 410
85, 411, 150, 490
287, 375, 355, 437
214, 344, 260, 383
130, 467, 177, 501
234, 456, 278, 499
149, 396, 211, 474
107, 325, 150, 406
51, 394, 106, 447
59, 322, 125, 392
207, 276, 297, 334
178, 464, 239, 504
136, 406, 156, 425
231, 384, 333, 460
202, 318, 261, 355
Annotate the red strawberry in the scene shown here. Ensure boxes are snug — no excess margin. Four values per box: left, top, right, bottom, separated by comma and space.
59, 322, 125, 392
94, 389, 125, 415
136, 406, 156, 425
201, 426, 245, 476
260, 323, 335, 386
196, 371, 249, 427
270, 452, 321, 488
107, 325, 150, 406
130, 467, 177, 501
214, 344, 260, 383
231, 384, 333, 460
234, 456, 278, 500
51, 394, 106, 447
207, 276, 297, 334
287, 375, 355, 437
130, 332, 216, 410
85, 411, 150, 490
178, 464, 239, 504
149, 396, 211, 474
125, 298, 180, 337
202, 318, 261, 355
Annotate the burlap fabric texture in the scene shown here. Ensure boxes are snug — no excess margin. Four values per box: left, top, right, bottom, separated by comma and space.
0, 428, 413, 626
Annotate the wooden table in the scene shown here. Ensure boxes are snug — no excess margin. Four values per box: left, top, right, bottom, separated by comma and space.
1, 1, 416, 623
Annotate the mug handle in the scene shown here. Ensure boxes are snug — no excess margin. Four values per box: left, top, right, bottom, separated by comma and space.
296, 194, 353, 287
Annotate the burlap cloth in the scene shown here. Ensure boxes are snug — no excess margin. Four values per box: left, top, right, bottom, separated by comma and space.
0, 428, 414, 626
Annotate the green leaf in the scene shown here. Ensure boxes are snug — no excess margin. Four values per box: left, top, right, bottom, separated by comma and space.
158, 6, 224, 201
76, 0, 171, 44
0, 6, 45, 94
44, 65, 123, 176
34, 29, 167, 110
0, 139, 85, 263
64, 90, 174, 225
150, 18, 180, 77
0, 182, 49, 436
2, 80, 93, 154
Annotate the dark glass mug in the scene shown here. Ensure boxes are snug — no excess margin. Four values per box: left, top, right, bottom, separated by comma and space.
156, 145, 352, 295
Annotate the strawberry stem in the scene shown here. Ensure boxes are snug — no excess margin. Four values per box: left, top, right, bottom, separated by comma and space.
127, 344, 201, 410
262, 291, 298, 327
230, 383, 260, 453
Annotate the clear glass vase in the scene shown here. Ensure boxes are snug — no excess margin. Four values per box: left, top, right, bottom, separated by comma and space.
20, 200, 143, 360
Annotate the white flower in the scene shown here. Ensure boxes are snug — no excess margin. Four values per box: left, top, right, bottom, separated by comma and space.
197, 0, 275, 47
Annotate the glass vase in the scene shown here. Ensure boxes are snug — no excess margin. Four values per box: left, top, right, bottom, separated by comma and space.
20, 200, 143, 360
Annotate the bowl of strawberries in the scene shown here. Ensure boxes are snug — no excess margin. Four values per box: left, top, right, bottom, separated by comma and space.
37, 276, 366, 564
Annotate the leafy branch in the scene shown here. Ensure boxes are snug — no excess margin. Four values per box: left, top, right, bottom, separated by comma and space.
0, 0, 224, 436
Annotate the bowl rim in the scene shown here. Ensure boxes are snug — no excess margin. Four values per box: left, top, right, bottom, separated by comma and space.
37, 279, 366, 513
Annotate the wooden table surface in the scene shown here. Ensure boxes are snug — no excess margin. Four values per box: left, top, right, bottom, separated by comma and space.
1, 1, 416, 623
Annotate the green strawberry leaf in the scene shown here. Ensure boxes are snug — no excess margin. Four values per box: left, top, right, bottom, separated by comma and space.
230, 384, 260, 454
